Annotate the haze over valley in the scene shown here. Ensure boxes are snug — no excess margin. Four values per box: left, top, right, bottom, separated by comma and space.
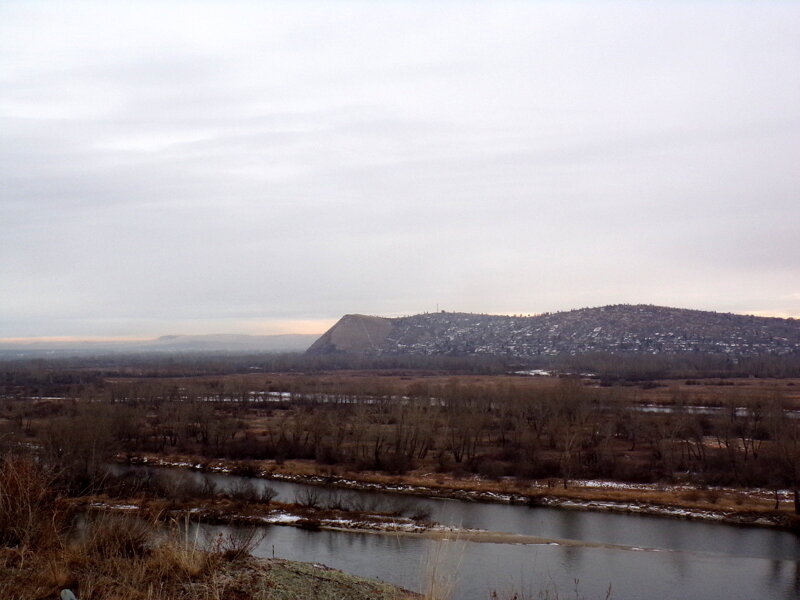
2, 2, 800, 599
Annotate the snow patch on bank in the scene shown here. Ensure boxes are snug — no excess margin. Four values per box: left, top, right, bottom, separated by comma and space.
89, 502, 140, 511
262, 512, 302, 524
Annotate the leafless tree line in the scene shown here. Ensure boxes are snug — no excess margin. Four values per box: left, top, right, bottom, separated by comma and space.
4, 375, 800, 511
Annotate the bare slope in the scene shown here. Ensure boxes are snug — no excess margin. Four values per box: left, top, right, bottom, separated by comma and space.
305, 314, 393, 354
307, 305, 800, 358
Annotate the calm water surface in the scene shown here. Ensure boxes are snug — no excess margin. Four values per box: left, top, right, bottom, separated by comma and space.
115, 465, 800, 599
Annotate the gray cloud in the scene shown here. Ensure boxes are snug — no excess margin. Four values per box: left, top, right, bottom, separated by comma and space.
1, 1, 799, 338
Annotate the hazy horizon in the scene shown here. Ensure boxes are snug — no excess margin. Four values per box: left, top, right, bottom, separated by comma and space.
2, 1, 799, 339
2, 303, 798, 344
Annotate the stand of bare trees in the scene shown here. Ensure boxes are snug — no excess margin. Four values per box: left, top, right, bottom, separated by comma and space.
4, 367, 800, 512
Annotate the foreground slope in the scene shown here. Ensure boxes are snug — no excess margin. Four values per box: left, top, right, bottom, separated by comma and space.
307, 304, 800, 358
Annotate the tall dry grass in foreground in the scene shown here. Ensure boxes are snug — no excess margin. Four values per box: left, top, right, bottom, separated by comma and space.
489, 581, 613, 600
0, 455, 258, 600
0, 454, 61, 550
422, 537, 466, 600
420, 528, 613, 600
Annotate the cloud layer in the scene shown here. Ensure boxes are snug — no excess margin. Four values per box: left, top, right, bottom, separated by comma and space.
2, 1, 799, 337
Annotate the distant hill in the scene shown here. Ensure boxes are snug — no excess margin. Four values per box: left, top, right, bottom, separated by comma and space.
148, 334, 316, 352
306, 305, 800, 358
0, 334, 317, 357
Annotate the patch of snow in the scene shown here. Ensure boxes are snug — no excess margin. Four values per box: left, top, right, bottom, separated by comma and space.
265, 512, 302, 524
514, 369, 552, 377
89, 502, 139, 511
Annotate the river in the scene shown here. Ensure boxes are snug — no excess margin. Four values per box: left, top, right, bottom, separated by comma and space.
113, 465, 800, 599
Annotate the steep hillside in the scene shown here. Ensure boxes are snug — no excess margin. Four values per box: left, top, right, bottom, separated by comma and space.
305, 314, 393, 354
307, 305, 800, 358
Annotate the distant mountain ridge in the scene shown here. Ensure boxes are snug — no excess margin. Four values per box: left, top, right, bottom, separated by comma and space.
148, 334, 316, 352
0, 334, 317, 356
306, 305, 800, 358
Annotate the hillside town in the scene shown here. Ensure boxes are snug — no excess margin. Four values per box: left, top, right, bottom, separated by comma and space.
368, 305, 800, 358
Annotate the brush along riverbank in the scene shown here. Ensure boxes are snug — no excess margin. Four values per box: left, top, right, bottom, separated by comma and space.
122, 454, 800, 530
78, 496, 447, 535
80, 496, 680, 553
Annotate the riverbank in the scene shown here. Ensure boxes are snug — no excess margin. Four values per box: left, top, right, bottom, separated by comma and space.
0, 455, 419, 600
1, 545, 419, 600
122, 453, 800, 530
81, 495, 683, 553
186, 557, 421, 600
80, 496, 450, 536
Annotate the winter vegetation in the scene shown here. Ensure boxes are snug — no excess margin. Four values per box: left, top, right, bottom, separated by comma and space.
0, 454, 420, 600
3, 352, 800, 598
3, 357, 800, 517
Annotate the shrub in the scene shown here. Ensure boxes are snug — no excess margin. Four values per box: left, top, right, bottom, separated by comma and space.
383, 453, 413, 475
296, 518, 321, 531
230, 462, 260, 477
476, 460, 507, 480
80, 513, 153, 559
320, 491, 347, 511
680, 489, 701, 502
0, 455, 63, 549
410, 506, 433, 522
295, 488, 321, 509
204, 527, 266, 561
227, 480, 278, 504
156, 471, 215, 501
315, 444, 340, 465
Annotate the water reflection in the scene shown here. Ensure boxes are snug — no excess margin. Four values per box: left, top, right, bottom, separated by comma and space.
116, 464, 800, 600
185, 516, 800, 600
112, 463, 800, 560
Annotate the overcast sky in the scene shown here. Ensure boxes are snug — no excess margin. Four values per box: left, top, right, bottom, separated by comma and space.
1, 1, 799, 339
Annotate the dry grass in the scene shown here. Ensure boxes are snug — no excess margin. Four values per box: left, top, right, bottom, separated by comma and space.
421, 537, 466, 600
1, 513, 221, 600
0, 455, 65, 549
3, 533, 419, 600
1, 459, 418, 600
0, 455, 234, 600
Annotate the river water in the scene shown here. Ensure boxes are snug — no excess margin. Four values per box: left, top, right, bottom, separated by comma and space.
114, 465, 800, 599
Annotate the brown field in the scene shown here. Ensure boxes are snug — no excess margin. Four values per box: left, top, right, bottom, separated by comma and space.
105, 371, 800, 406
